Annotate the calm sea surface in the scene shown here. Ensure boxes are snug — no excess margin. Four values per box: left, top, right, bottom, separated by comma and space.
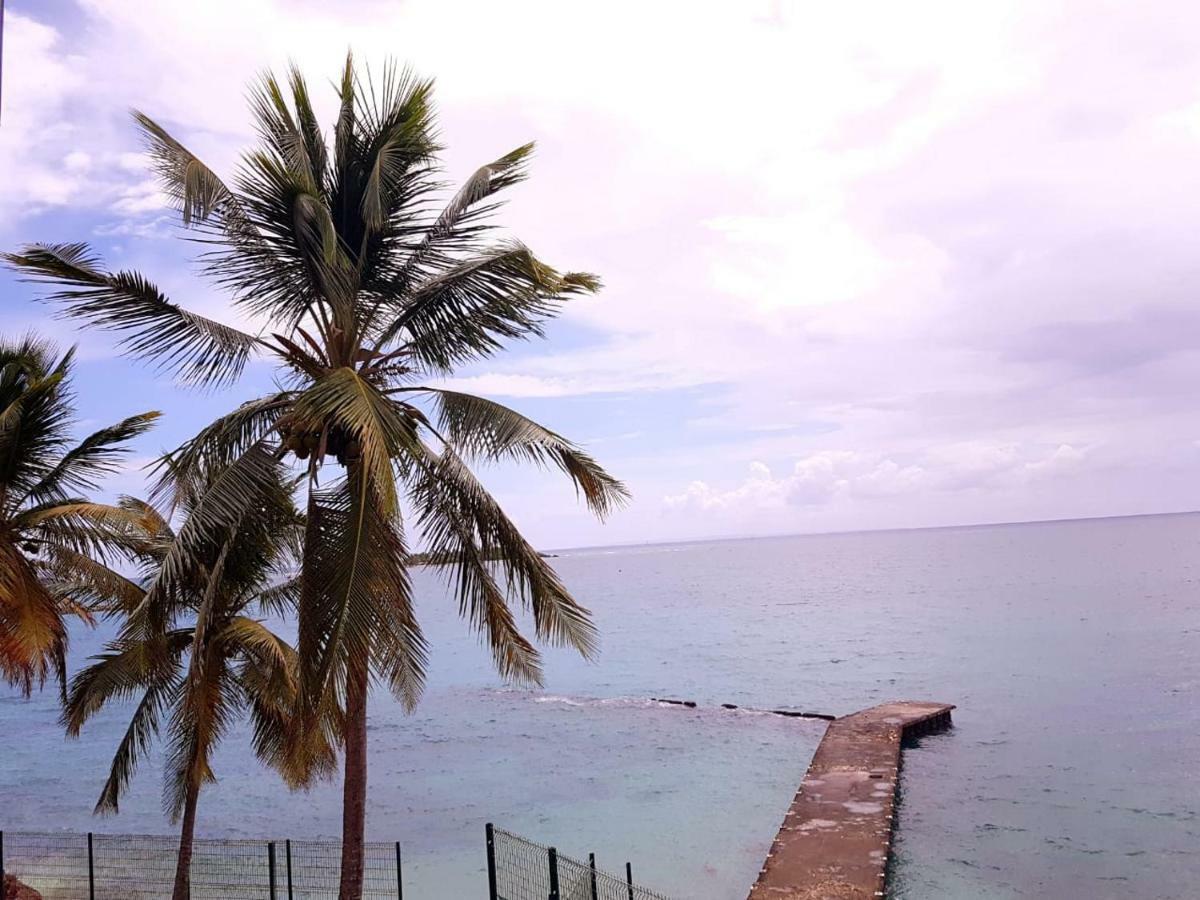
2, 513, 1199, 898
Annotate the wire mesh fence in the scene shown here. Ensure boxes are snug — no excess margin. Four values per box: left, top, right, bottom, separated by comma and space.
0, 831, 403, 900
286, 838, 400, 898
2, 826, 671, 899
486, 825, 673, 900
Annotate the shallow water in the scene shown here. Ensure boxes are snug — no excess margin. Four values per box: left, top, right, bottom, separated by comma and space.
3, 513, 1199, 898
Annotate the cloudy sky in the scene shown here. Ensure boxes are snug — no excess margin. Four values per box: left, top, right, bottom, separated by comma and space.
2, 0, 1200, 548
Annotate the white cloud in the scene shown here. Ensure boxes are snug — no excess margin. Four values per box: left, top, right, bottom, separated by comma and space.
4, 1, 1200, 546
665, 443, 1086, 518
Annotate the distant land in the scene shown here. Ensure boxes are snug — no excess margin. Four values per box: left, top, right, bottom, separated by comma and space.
407, 550, 558, 566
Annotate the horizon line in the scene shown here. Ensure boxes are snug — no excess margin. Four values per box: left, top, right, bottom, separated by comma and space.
546, 507, 1200, 554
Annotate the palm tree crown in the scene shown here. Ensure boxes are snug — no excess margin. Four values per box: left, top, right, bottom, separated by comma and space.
0, 334, 157, 692
62, 469, 330, 900
63, 478, 321, 815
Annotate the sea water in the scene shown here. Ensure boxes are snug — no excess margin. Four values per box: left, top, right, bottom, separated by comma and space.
2, 513, 1198, 898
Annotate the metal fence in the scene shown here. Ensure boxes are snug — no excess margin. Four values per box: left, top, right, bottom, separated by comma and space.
0, 831, 403, 899
485, 825, 673, 900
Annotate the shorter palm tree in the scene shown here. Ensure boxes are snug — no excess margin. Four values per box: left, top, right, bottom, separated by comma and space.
0, 334, 157, 693
63, 464, 334, 900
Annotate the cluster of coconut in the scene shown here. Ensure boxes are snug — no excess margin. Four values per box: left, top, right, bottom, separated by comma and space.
278, 421, 361, 467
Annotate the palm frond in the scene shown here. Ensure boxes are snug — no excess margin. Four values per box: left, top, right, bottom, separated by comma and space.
289, 367, 421, 508
151, 392, 292, 506
288, 65, 330, 196
415, 388, 629, 518
117, 495, 174, 542
254, 575, 301, 618
236, 625, 339, 788
393, 143, 534, 287
407, 444, 597, 658
93, 677, 180, 815
134, 112, 248, 229
25, 411, 159, 504
0, 348, 74, 502
249, 71, 322, 193
63, 630, 183, 815
374, 243, 600, 370
138, 442, 284, 636
0, 542, 64, 693
3, 243, 259, 387
40, 544, 146, 615
63, 629, 191, 735
297, 473, 426, 713
162, 645, 235, 820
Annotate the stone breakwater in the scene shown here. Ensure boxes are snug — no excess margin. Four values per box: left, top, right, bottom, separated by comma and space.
747, 700, 955, 900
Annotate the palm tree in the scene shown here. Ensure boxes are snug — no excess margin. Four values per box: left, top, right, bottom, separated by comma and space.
0, 334, 157, 693
62, 468, 334, 900
6, 56, 627, 899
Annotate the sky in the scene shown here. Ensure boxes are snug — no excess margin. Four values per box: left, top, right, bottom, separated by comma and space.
2, 0, 1200, 548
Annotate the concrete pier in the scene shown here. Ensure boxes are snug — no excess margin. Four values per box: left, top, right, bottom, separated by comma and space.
747, 700, 954, 900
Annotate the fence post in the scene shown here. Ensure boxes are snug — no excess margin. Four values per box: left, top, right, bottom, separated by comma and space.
87, 833, 95, 900
395, 842, 403, 900
588, 852, 599, 900
626, 862, 635, 900
1, 830, 6, 900
485, 824, 498, 900
268, 841, 278, 900
547, 847, 560, 900
285, 839, 294, 900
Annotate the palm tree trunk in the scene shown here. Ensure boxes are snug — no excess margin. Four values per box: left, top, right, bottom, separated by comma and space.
172, 778, 201, 900
338, 656, 369, 900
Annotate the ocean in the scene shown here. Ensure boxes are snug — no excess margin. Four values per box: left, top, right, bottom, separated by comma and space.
2, 513, 1198, 898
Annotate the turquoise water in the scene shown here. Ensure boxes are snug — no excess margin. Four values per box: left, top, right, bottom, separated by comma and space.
3, 513, 1199, 898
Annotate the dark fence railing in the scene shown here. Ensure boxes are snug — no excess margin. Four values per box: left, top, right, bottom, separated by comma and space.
486, 824, 673, 900
0, 831, 402, 900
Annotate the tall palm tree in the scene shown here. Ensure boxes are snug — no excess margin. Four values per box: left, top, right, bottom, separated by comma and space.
0, 334, 157, 693
6, 56, 627, 899
62, 469, 334, 900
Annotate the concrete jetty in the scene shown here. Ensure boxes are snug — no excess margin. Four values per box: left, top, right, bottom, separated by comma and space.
747, 700, 954, 900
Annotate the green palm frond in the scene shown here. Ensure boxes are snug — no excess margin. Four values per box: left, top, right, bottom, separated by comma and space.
3, 243, 259, 387
287, 66, 330, 196
26, 411, 159, 504
415, 388, 628, 518
408, 143, 534, 269
151, 393, 293, 505
375, 243, 600, 371
0, 349, 74, 499
409, 444, 598, 658
134, 112, 247, 229
94, 677, 180, 815
298, 474, 427, 712
148, 441, 283, 594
